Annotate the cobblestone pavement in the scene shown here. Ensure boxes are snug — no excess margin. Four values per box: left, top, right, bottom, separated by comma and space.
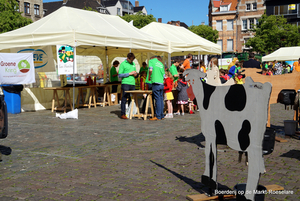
0, 103, 299, 200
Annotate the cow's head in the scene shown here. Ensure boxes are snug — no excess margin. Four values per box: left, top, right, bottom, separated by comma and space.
183, 69, 206, 82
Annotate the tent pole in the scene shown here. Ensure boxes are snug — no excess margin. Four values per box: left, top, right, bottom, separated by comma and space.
168, 53, 171, 68
72, 46, 76, 110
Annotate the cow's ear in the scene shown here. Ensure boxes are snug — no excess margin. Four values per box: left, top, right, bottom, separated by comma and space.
245, 76, 254, 83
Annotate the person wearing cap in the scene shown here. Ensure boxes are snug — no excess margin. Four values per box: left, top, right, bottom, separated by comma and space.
118, 53, 137, 119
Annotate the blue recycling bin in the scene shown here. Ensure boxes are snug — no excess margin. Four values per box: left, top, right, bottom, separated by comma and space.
1, 85, 23, 114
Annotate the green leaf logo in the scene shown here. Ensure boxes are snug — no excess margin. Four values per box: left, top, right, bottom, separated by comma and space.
18, 60, 30, 73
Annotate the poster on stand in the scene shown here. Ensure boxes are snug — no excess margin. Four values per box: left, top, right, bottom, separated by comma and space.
218, 58, 232, 69
56, 45, 76, 75
10, 46, 55, 72
0, 53, 35, 84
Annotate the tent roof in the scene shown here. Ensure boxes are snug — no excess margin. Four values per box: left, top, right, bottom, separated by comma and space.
0, 6, 168, 52
140, 22, 222, 55
262, 46, 300, 62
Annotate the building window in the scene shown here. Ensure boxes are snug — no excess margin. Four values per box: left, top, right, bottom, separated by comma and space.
246, 4, 251, 11
252, 3, 257, 10
24, 2, 30, 14
242, 19, 247, 30
217, 40, 223, 52
117, 8, 121, 15
249, 18, 254, 29
275, 4, 298, 15
220, 5, 228, 12
15, 1, 19, 12
227, 39, 233, 51
244, 38, 250, 49
34, 4, 40, 16
216, 20, 223, 31
227, 20, 233, 30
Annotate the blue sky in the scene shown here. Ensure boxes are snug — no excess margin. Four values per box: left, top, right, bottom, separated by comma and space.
43, 0, 209, 27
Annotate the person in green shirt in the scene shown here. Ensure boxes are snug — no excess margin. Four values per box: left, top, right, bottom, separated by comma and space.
149, 56, 165, 120
110, 60, 120, 93
139, 62, 148, 73
118, 53, 137, 119
169, 58, 179, 82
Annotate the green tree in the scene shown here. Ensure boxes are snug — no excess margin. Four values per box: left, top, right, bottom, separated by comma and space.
188, 25, 219, 43
83, 6, 98, 12
246, 14, 300, 54
120, 11, 156, 29
0, 0, 32, 33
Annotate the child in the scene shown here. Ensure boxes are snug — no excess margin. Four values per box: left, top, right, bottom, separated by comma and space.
140, 71, 148, 91
174, 74, 189, 116
235, 72, 244, 84
219, 69, 230, 84
164, 71, 174, 118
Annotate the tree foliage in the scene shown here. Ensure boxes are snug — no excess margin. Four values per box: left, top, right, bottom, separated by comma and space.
83, 6, 98, 12
188, 25, 219, 43
120, 11, 156, 29
0, 0, 32, 33
246, 14, 300, 54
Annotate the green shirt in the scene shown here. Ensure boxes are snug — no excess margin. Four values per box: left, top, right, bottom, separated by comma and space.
139, 66, 148, 73
145, 67, 151, 84
149, 58, 165, 84
119, 60, 136, 85
169, 64, 179, 82
110, 66, 118, 82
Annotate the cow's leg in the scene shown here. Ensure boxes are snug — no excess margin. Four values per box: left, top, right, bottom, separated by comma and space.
202, 140, 217, 195
244, 149, 265, 201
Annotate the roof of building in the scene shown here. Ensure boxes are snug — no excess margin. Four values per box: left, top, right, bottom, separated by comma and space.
101, 0, 118, 7
44, 0, 109, 16
214, 0, 238, 12
213, 0, 220, 8
134, 6, 144, 12
167, 21, 189, 29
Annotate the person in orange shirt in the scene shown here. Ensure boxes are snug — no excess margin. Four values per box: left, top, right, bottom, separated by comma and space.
181, 53, 193, 71
293, 58, 300, 72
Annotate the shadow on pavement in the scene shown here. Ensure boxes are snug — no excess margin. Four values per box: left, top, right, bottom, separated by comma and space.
0, 145, 12, 156
280, 149, 300, 161
175, 133, 205, 148
150, 160, 233, 196
110, 110, 121, 117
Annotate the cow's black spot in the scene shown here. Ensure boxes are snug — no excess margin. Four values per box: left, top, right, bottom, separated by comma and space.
202, 81, 216, 110
215, 120, 227, 145
209, 144, 214, 184
225, 84, 246, 111
202, 175, 217, 195
238, 120, 251, 151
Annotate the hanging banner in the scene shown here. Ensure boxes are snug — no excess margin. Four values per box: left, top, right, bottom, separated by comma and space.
56, 45, 77, 75
0, 53, 35, 84
10, 46, 56, 72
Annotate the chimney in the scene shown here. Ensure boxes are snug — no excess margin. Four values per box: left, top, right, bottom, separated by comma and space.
135, 0, 139, 7
158, 18, 162, 23
176, 21, 180, 26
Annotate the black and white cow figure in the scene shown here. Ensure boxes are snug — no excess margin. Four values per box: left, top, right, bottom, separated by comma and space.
183, 69, 272, 201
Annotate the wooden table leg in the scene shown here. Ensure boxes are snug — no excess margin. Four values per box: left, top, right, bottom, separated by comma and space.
149, 94, 154, 117
106, 86, 111, 106
51, 90, 55, 112
88, 88, 92, 109
54, 90, 60, 112
144, 94, 150, 120
134, 95, 140, 119
66, 89, 73, 111
129, 96, 135, 120
93, 87, 97, 108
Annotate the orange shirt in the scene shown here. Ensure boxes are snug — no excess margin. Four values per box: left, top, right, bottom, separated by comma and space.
183, 59, 191, 70
293, 61, 300, 72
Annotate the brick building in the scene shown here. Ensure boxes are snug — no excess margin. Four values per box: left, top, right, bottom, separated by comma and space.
209, 0, 265, 53
17, 0, 43, 22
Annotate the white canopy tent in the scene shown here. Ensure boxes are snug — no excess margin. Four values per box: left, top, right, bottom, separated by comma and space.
140, 22, 222, 65
262, 46, 300, 62
0, 6, 170, 110
0, 6, 169, 79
